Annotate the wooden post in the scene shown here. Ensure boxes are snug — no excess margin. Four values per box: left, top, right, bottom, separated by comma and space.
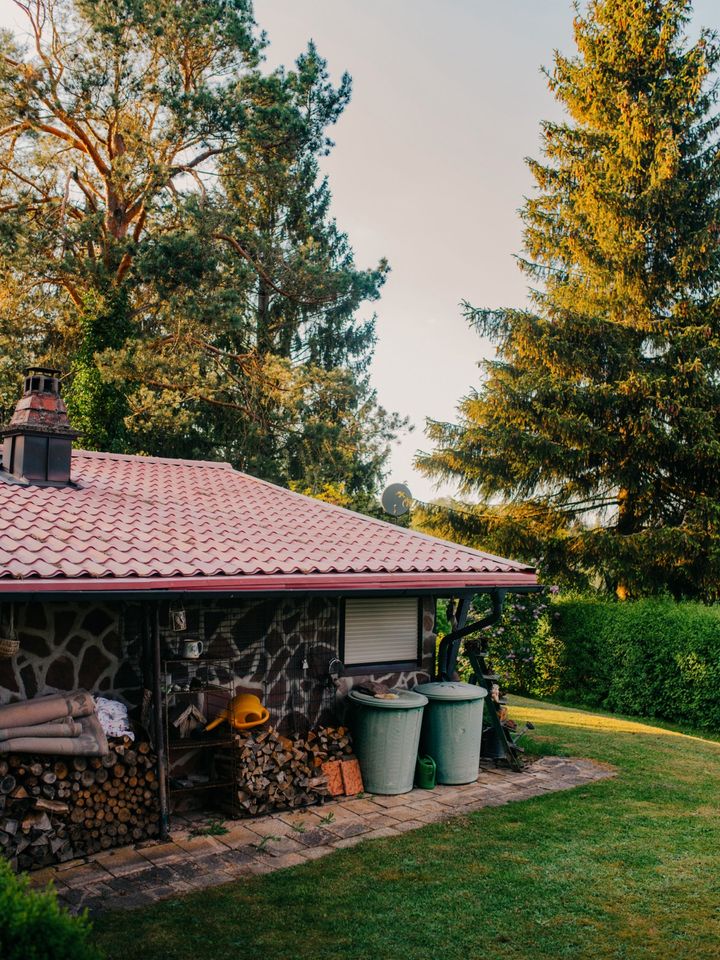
151, 601, 169, 840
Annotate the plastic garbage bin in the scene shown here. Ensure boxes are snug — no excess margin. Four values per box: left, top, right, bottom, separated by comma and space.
414, 681, 488, 784
347, 688, 428, 795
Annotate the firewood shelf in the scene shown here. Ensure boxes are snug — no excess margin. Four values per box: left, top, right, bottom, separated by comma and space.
162, 656, 237, 816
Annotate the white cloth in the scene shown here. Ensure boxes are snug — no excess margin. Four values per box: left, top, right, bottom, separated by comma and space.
94, 697, 134, 741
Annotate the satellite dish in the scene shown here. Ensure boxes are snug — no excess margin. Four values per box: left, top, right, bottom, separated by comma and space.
381, 482, 413, 517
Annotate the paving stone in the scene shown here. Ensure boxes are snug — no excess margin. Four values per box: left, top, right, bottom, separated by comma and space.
276, 810, 325, 830
362, 813, 401, 830
59, 886, 95, 907
316, 804, 364, 825
381, 804, 422, 822
141, 883, 184, 903
293, 827, 337, 848
93, 846, 153, 878
101, 892, 157, 912
61, 863, 112, 890
172, 835, 227, 857
106, 875, 146, 894
55, 856, 87, 872
172, 859, 211, 880
215, 824, 260, 849
28, 867, 58, 888
142, 865, 176, 885
367, 794, 413, 809
254, 851, 306, 870
138, 841, 185, 867
256, 835, 305, 857
338, 798, 379, 815
327, 820, 370, 839
243, 819, 295, 841
245, 859, 275, 875
218, 849, 258, 873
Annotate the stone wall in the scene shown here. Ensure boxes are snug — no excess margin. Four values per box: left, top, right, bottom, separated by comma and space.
0, 600, 144, 708
0, 595, 438, 733
160, 596, 437, 736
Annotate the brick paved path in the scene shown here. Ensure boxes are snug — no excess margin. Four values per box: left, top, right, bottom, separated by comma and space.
28, 756, 614, 915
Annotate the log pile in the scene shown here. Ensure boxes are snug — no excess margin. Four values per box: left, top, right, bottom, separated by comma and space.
216, 725, 354, 817
0, 737, 159, 872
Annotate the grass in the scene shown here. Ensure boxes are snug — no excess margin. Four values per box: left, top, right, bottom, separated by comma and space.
92, 698, 720, 960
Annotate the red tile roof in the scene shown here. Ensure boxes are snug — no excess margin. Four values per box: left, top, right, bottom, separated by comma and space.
0, 450, 537, 593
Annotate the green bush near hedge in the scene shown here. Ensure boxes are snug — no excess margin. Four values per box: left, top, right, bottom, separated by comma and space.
0, 858, 101, 960
536, 597, 720, 730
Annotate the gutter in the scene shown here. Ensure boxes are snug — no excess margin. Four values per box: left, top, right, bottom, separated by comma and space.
0, 571, 539, 598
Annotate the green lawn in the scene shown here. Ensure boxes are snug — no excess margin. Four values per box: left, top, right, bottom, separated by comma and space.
92, 699, 720, 960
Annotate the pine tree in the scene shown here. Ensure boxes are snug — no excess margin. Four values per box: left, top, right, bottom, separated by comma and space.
0, 2, 402, 504
0, 0, 261, 450
417, 0, 720, 599
94, 43, 403, 503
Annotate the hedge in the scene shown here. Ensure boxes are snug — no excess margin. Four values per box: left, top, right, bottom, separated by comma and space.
533, 597, 720, 731
0, 858, 101, 960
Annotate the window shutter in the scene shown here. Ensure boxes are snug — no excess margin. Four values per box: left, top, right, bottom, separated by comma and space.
343, 598, 419, 666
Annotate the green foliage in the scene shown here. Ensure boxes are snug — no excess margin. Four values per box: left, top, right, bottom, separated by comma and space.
535, 596, 720, 730
417, 0, 720, 599
0, 1, 401, 504
452, 592, 552, 694
0, 859, 100, 960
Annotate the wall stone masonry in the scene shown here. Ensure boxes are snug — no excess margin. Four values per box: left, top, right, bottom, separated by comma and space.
0, 600, 143, 707
0, 595, 437, 733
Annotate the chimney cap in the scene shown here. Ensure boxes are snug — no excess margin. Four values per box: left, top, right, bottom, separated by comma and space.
23, 366, 62, 378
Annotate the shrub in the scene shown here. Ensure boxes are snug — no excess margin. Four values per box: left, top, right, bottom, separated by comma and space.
0, 859, 101, 960
545, 597, 720, 730
450, 592, 551, 693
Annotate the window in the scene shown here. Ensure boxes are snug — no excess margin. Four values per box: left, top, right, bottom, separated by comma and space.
342, 598, 421, 667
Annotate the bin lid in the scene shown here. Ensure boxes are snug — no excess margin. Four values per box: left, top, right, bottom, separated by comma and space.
414, 681, 488, 702
347, 688, 428, 710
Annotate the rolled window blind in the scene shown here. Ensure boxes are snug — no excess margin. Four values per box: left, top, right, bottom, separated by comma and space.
344, 598, 419, 665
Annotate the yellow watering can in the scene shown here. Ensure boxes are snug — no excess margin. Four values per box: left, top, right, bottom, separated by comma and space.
205, 693, 269, 732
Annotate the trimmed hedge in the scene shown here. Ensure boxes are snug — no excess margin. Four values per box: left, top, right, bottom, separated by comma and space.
539, 597, 720, 731
0, 859, 101, 960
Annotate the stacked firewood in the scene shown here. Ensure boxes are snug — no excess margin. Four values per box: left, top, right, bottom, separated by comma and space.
216, 725, 353, 817
0, 737, 159, 871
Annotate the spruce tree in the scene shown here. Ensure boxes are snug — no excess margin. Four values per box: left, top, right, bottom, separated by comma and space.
417, 0, 720, 599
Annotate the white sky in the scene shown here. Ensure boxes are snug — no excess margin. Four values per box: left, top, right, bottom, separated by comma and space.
2, 0, 719, 503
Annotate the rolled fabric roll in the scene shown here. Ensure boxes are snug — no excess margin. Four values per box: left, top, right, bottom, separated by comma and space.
0, 719, 82, 740
0, 690, 94, 729
0, 714, 108, 756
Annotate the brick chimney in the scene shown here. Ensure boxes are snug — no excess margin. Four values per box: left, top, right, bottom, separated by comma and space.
0, 368, 79, 486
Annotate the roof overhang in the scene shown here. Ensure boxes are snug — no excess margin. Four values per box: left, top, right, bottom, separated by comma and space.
0, 570, 540, 599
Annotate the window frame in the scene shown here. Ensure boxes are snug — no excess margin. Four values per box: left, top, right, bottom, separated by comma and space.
338, 596, 423, 675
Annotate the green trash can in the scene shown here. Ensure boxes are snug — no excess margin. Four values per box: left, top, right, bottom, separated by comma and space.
348, 689, 428, 795
415, 681, 488, 785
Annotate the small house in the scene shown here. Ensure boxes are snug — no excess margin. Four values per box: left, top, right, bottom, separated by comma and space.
0, 368, 537, 863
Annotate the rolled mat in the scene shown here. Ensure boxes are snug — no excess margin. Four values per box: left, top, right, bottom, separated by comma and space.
0, 715, 109, 756
0, 719, 82, 740
0, 691, 94, 729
